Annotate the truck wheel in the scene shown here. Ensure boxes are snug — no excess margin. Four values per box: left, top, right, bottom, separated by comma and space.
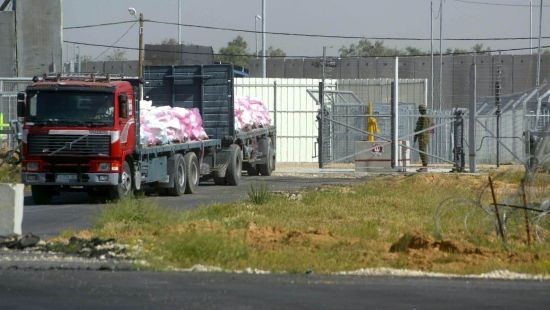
225, 144, 242, 186
109, 161, 133, 200
184, 152, 199, 194
258, 138, 275, 176
31, 186, 53, 205
166, 154, 186, 196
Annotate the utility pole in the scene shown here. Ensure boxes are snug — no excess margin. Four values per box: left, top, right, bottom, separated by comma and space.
536, 0, 543, 127
430, 1, 434, 111
262, 0, 267, 78
439, 0, 443, 111
530, 0, 533, 54
178, 0, 182, 45
139, 12, 145, 100
495, 62, 502, 167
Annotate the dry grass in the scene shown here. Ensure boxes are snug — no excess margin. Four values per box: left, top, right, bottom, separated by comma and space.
82, 167, 550, 275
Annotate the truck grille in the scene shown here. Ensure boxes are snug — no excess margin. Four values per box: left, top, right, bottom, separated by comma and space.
28, 135, 111, 156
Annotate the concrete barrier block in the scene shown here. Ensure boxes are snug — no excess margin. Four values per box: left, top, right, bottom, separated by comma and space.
0, 184, 24, 236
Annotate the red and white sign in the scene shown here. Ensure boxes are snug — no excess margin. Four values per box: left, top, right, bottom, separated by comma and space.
370, 144, 384, 156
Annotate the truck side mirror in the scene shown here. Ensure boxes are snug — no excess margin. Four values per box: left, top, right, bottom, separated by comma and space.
119, 94, 129, 118
16, 92, 26, 118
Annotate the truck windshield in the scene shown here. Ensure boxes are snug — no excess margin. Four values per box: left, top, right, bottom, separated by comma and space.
26, 91, 115, 126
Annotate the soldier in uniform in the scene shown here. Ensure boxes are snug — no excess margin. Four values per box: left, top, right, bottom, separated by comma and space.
414, 104, 432, 172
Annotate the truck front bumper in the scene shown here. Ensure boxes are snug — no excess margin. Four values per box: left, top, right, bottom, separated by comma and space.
22, 172, 119, 186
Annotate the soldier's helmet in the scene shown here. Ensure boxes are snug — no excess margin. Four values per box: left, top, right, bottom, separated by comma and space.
418, 104, 427, 113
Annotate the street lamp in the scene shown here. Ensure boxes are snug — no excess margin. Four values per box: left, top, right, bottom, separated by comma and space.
129, 7, 144, 100
255, 14, 262, 58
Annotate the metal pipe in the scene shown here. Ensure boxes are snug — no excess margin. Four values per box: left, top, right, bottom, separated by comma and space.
530, 0, 533, 54
178, 0, 181, 44
261, 0, 266, 78
439, 0, 443, 111
431, 1, 434, 111
469, 60, 477, 172
536, 0, 543, 127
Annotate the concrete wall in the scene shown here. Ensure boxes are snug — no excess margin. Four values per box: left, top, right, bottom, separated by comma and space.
245, 54, 549, 110
16, 0, 63, 76
0, 12, 16, 76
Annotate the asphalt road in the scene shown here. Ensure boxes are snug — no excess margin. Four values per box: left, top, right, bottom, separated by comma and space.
23, 175, 367, 238
0, 270, 548, 310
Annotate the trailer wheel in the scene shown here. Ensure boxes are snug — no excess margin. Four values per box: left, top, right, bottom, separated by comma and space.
258, 138, 275, 176
31, 185, 53, 205
225, 144, 242, 186
110, 161, 133, 200
184, 152, 199, 194
166, 154, 186, 196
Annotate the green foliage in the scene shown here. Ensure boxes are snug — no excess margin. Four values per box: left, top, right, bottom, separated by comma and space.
94, 197, 175, 233
267, 46, 286, 57
216, 36, 251, 68
248, 182, 272, 205
339, 39, 400, 57
105, 48, 127, 61
161, 38, 179, 45
161, 231, 249, 268
0, 166, 21, 183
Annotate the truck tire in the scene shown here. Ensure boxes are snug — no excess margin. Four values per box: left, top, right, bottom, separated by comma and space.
109, 161, 133, 200
184, 152, 199, 194
225, 144, 242, 186
258, 138, 275, 176
166, 154, 186, 196
31, 185, 53, 205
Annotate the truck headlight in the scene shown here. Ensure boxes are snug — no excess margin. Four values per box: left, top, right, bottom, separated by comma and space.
26, 161, 39, 171
98, 162, 111, 172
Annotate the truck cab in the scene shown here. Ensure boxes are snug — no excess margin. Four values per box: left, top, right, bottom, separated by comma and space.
19, 75, 139, 203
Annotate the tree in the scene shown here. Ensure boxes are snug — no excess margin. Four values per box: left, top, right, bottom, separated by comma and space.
339, 39, 400, 57
267, 47, 286, 57
405, 46, 427, 56
105, 49, 127, 61
216, 36, 251, 68
161, 38, 179, 45
79, 55, 92, 62
471, 43, 491, 55
445, 48, 468, 55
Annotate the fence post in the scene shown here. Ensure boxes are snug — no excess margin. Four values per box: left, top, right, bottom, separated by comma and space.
469, 62, 477, 172
453, 109, 465, 172
391, 57, 399, 169
318, 81, 324, 169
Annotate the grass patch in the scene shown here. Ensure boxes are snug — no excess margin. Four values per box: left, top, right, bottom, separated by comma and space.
0, 165, 21, 183
79, 167, 550, 275
247, 182, 272, 205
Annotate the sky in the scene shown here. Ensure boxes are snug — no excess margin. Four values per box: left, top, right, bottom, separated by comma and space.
62, 0, 547, 62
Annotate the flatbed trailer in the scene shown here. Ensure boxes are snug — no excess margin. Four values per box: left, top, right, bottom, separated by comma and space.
19, 64, 276, 204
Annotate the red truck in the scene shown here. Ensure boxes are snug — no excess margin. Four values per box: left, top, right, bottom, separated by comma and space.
17, 65, 276, 204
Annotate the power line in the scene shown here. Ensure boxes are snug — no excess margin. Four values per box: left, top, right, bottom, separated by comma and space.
93, 22, 137, 61
63, 20, 135, 30
147, 19, 550, 41
453, 0, 550, 7
64, 40, 550, 59
65, 19, 550, 41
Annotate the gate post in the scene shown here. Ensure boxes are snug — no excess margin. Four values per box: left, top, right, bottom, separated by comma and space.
469, 61, 477, 172
453, 109, 466, 172
391, 57, 399, 169
318, 81, 324, 169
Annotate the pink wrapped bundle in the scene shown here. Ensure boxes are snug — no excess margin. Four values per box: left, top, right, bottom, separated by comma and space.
234, 96, 271, 132
140, 105, 209, 146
